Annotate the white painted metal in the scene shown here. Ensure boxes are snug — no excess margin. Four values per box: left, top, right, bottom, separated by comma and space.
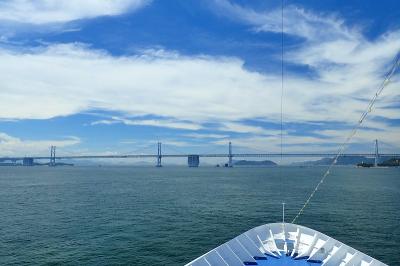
185, 223, 387, 266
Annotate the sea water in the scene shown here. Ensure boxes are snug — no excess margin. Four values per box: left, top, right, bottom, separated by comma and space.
0, 166, 398, 265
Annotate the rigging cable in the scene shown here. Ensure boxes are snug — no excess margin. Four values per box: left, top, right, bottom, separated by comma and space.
280, 0, 285, 223
292, 51, 400, 224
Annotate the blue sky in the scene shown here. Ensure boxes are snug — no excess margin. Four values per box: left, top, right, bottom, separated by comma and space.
0, 0, 399, 162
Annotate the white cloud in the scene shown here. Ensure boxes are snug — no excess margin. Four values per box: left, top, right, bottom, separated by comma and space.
209, 0, 400, 146
0, 132, 80, 156
90, 119, 120, 126
316, 125, 400, 153
0, 42, 398, 144
0, 1, 399, 153
162, 140, 194, 148
0, 0, 149, 24
213, 0, 358, 42
182, 133, 228, 139
91, 116, 202, 130
215, 1, 400, 98
0, 44, 277, 121
218, 122, 266, 134
211, 120, 400, 155
3, 42, 396, 125
215, 121, 289, 136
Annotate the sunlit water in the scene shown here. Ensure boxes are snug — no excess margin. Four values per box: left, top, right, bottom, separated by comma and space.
0, 166, 399, 265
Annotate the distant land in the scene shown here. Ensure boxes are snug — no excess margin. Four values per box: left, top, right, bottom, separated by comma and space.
292, 156, 399, 166
378, 158, 400, 167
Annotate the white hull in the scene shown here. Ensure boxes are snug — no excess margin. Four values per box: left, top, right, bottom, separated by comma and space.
186, 223, 386, 266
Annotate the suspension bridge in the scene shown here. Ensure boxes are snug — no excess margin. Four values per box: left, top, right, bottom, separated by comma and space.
0, 140, 398, 167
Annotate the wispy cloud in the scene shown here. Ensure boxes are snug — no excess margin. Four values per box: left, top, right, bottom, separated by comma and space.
0, 0, 150, 24
0, 132, 80, 156
182, 133, 228, 139
91, 116, 202, 130
212, 0, 358, 42
217, 121, 288, 135
210, 0, 400, 145
218, 122, 266, 134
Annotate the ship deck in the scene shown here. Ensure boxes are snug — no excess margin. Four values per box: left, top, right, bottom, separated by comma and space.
186, 223, 386, 266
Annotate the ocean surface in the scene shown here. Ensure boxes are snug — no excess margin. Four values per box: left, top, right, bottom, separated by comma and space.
0, 166, 399, 265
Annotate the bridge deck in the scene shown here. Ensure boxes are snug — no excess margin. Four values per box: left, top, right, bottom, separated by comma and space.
1, 153, 399, 161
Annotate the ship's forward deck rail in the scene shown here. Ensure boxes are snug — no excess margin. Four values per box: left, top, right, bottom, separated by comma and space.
185, 223, 386, 266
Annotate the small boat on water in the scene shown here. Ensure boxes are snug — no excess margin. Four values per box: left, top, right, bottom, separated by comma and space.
185, 223, 386, 265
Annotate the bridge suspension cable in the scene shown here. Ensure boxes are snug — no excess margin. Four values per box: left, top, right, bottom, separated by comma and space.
291, 50, 400, 223
162, 143, 187, 155
120, 145, 154, 156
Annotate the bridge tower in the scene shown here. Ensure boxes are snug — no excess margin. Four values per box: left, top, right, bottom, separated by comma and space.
228, 141, 233, 167
50, 145, 56, 167
374, 139, 379, 167
156, 142, 162, 167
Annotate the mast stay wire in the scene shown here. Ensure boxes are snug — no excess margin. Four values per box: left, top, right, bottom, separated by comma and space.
291, 51, 400, 224
280, 0, 285, 222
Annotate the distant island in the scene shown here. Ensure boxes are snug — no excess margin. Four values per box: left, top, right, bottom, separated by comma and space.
379, 158, 400, 167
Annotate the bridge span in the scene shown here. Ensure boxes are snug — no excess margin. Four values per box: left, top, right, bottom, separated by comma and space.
0, 141, 398, 167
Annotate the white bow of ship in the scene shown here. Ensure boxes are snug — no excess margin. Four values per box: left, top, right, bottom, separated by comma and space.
185, 223, 386, 266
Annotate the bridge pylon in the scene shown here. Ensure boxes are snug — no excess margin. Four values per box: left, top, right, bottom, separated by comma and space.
228, 142, 233, 167
156, 142, 162, 167
49, 145, 56, 167
374, 139, 379, 167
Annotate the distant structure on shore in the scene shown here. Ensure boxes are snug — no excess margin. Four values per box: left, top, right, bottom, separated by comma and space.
188, 155, 200, 167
